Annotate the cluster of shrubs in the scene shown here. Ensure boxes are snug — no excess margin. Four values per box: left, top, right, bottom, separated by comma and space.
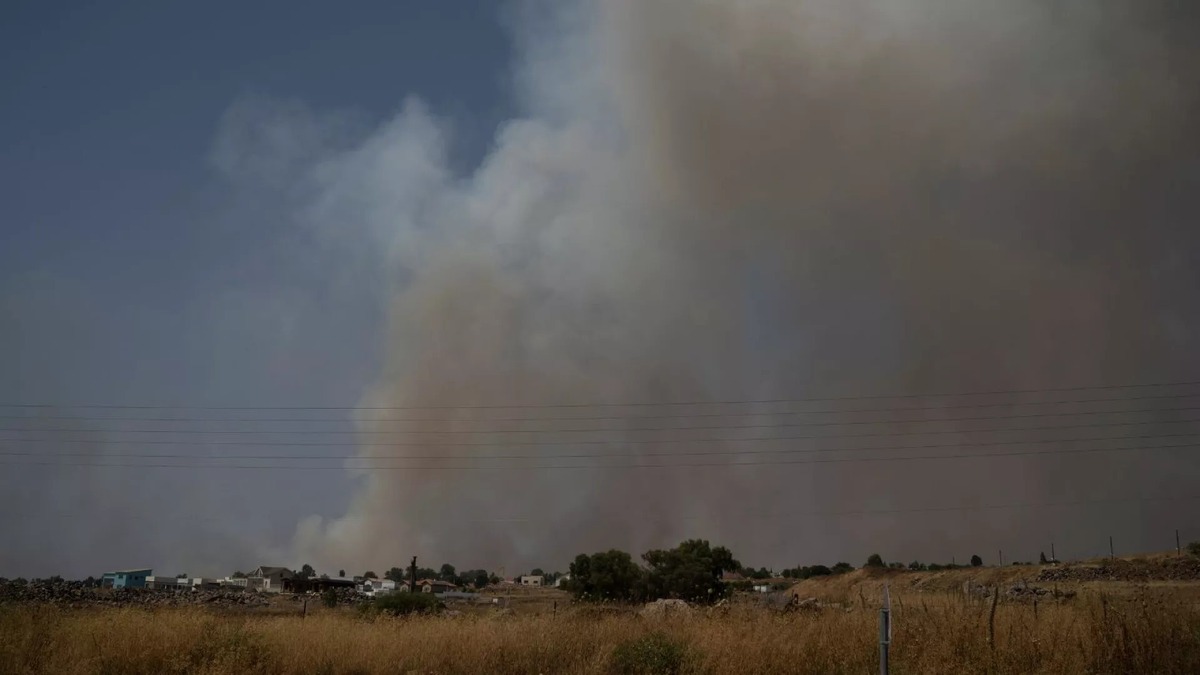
779, 562, 855, 579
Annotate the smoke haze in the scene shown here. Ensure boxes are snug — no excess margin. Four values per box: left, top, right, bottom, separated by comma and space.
5, 1, 1198, 578
264, 0, 1200, 573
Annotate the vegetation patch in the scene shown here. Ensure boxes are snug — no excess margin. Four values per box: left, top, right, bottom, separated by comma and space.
610, 631, 691, 675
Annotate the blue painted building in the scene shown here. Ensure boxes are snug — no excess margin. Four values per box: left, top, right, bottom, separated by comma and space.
100, 568, 152, 589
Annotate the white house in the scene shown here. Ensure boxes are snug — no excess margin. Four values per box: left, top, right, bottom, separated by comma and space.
145, 576, 188, 590
519, 575, 544, 587
358, 578, 399, 596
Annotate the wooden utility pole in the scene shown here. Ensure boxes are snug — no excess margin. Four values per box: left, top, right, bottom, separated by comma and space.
1051, 542, 1056, 562
998, 549, 1004, 567
1109, 536, 1115, 561
1177, 530, 1182, 557
410, 556, 418, 592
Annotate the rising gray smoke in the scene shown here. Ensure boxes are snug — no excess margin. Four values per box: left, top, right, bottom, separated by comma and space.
282, 0, 1200, 573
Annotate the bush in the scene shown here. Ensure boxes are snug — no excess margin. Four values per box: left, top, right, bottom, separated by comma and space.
321, 589, 338, 608
865, 554, 885, 568
971, 555, 983, 567
610, 632, 690, 675
372, 592, 441, 616
1188, 541, 1200, 557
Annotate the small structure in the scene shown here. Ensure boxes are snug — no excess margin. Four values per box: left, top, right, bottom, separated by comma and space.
519, 575, 544, 587
145, 576, 186, 590
419, 579, 458, 594
554, 574, 571, 588
100, 569, 152, 589
191, 577, 221, 590
247, 566, 294, 592
357, 578, 397, 596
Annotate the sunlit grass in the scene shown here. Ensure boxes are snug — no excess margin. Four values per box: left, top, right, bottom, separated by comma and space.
1, 587, 1198, 674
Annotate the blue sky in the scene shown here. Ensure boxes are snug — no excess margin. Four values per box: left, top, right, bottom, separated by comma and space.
1, 1, 512, 406
0, 1, 517, 576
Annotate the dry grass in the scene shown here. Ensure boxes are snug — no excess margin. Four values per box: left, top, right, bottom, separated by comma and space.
2, 587, 1198, 674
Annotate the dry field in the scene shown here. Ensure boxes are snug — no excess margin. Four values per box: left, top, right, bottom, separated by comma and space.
3, 580, 1200, 675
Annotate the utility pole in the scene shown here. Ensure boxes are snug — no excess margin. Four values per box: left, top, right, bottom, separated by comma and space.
999, 549, 1004, 567
1109, 536, 1115, 561
1051, 542, 1056, 562
1177, 530, 1182, 557
410, 556, 418, 592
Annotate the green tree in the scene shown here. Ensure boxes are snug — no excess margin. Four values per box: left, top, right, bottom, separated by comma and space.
439, 564, 457, 582
1039, 552, 1048, 565
970, 555, 984, 567
567, 549, 646, 602
641, 539, 741, 604
363, 571, 378, 579
1187, 541, 1200, 557
339, 569, 345, 578
384, 567, 406, 583
831, 562, 854, 574
488, 573, 501, 585
176, 573, 188, 579
231, 570, 247, 579
865, 554, 885, 568
474, 571, 490, 588
298, 564, 316, 579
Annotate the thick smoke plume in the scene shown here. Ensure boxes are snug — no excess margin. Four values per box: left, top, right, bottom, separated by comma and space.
281, 0, 1200, 573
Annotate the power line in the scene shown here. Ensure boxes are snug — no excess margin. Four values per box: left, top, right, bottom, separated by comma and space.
2, 392, 1195, 424
3, 379, 1198, 411
20, 493, 1200, 522
480, 492, 1200, 523
3, 430, 1194, 461
1, 405, 1195, 437
0, 441, 1193, 471
2, 417, 1195, 448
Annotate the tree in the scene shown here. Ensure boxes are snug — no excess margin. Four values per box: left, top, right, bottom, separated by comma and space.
298, 564, 316, 579
364, 571, 378, 579
970, 555, 984, 567
865, 554, 885, 568
642, 539, 741, 604
567, 549, 646, 602
530, 568, 545, 577
831, 562, 854, 575
1187, 541, 1200, 557
232, 571, 247, 579
1039, 552, 1049, 565
384, 567, 406, 583
339, 570, 345, 578
439, 564, 457, 582
474, 571, 490, 588
488, 574, 501, 585
176, 573, 188, 579
908, 561, 926, 571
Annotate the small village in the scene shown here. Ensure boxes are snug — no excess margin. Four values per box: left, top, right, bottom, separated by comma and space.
95, 565, 572, 597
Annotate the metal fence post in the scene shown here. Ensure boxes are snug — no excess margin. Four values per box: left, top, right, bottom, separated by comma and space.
879, 585, 891, 675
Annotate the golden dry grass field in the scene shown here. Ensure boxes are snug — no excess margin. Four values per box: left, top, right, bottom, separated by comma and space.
3, 564, 1200, 674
